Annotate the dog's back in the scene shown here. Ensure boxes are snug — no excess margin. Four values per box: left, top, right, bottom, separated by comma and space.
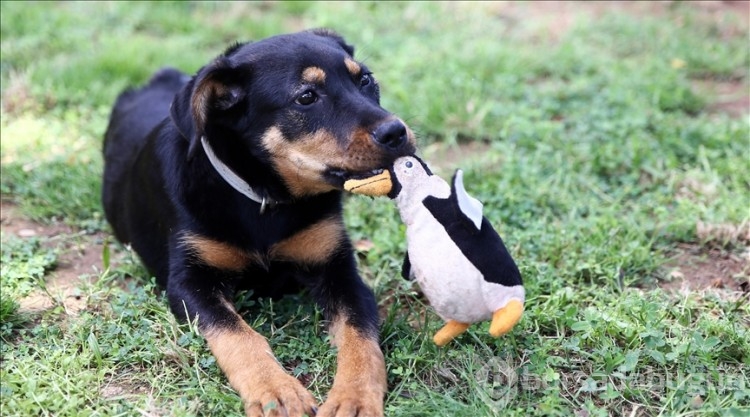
102, 68, 188, 245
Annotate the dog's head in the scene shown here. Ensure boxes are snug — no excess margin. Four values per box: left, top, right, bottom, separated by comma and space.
170, 29, 416, 199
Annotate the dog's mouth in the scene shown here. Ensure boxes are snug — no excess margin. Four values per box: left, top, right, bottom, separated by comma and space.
325, 168, 386, 188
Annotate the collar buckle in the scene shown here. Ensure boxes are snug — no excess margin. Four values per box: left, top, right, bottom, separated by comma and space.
260, 197, 276, 214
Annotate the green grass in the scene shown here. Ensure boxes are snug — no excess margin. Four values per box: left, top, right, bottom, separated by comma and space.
2, 1, 749, 416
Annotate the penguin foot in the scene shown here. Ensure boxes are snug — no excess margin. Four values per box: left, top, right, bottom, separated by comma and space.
433, 321, 470, 346
489, 299, 524, 337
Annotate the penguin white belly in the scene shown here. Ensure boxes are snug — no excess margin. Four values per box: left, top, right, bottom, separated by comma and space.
405, 209, 492, 323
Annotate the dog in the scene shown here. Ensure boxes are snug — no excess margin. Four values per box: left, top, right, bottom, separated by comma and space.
102, 29, 416, 417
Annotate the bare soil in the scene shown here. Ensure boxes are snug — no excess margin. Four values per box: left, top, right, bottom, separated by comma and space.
662, 243, 750, 293
1, 201, 109, 314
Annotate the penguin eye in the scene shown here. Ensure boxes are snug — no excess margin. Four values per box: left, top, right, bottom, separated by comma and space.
405, 161, 413, 168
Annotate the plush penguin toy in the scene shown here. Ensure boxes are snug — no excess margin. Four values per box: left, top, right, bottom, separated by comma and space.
344, 156, 525, 346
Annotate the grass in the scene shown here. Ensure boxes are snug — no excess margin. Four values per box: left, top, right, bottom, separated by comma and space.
1, 1, 749, 416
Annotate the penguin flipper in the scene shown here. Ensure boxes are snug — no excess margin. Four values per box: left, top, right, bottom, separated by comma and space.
401, 251, 413, 281
452, 170, 483, 231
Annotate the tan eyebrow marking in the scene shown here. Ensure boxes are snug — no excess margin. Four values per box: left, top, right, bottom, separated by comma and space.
302, 66, 326, 84
344, 58, 361, 76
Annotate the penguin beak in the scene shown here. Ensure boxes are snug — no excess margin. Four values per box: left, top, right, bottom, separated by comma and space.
343, 170, 393, 196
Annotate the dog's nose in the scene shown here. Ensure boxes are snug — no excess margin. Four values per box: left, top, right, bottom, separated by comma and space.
372, 119, 408, 149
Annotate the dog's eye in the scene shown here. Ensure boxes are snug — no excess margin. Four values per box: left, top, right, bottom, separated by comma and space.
360, 73, 372, 88
296, 91, 318, 106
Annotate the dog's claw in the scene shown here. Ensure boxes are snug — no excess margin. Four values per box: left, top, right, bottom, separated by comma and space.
240, 374, 318, 417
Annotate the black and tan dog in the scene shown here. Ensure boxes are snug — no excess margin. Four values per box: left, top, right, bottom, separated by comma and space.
102, 29, 415, 417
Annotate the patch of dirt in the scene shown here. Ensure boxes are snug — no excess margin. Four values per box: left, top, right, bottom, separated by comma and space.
1, 71, 35, 116
0, 202, 72, 238
100, 377, 149, 399
1, 201, 114, 314
696, 220, 750, 246
692, 79, 750, 118
662, 243, 749, 293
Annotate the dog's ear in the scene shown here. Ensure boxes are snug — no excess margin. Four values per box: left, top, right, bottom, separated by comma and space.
170, 58, 248, 160
309, 28, 355, 57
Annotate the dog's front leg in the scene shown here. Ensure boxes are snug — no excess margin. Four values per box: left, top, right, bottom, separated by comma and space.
204, 324, 318, 417
321, 314, 386, 417
167, 262, 318, 417
307, 253, 387, 417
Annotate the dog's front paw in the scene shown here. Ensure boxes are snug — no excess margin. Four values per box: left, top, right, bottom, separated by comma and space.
317, 385, 383, 417
205, 328, 319, 417
241, 372, 318, 417
319, 318, 386, 417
